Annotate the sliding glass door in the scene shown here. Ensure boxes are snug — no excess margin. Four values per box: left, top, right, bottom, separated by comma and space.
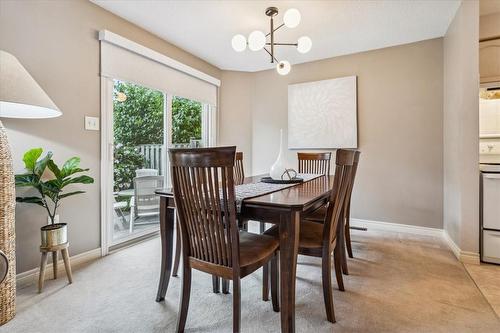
102, 78, 215, 250
111, 80, 165, 243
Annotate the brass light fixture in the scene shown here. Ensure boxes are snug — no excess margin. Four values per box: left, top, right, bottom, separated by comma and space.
231, 7, 312, 75
480, 87, 500, 100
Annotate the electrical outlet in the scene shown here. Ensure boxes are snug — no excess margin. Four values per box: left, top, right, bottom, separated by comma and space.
47, 214, 60, 225
85, 116, 100, 131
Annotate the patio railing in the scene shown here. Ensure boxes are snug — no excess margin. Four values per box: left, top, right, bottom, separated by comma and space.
137, 144, 164, 175
137, 143, 193, 175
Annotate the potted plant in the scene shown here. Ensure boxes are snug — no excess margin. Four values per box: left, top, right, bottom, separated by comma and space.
15, 148, 94, 247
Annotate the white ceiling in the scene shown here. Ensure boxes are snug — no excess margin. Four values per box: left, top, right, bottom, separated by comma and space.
91, 0, 461, 72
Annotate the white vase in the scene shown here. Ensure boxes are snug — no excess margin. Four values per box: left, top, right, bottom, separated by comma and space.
270, 129, 288, 180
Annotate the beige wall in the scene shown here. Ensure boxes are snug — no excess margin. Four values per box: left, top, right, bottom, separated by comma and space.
222, 38, 444, 229
443, 1, 480, 253
218, 71, 254, 173
0, 0, 221, 273
480, 13, 500, 40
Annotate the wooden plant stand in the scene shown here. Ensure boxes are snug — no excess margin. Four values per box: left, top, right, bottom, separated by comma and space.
38, 242, 73, 293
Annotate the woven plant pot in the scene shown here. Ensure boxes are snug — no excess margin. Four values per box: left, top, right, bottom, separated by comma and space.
0, 120, 16, 325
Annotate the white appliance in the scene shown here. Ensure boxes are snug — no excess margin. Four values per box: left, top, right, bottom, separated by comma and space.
479, 84, 500, 264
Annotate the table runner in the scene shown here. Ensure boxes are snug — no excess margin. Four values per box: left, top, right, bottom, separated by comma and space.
234, 173, 323, 212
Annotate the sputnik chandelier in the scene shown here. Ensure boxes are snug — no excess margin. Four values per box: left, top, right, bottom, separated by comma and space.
231, 7, 312, 75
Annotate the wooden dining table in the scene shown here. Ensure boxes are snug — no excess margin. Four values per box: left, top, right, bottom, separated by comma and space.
155, 174, 334, 333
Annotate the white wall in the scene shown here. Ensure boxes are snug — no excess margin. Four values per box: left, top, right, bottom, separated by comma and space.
443, 0, 480, 254
221, 38, 445, 229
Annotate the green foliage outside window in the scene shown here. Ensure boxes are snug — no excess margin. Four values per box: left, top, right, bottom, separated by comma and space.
112, 81, 202, 191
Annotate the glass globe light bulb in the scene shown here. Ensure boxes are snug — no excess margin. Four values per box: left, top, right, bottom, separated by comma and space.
231, 34, 247, 52
276, 60, 291, 75
248, 30, 266, 51
297, 36, 312, 54
284, 8, 301, 28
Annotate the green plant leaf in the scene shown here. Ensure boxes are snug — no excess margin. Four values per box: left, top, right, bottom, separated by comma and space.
34, 151, 53, 177
47, 159, 61, 179
58, 190, 85, 199
16, 196, 45, 207
15, 174, 39, 187
22, 148, 43, 171
61, 157, 81, 178
62, 175, 94, 187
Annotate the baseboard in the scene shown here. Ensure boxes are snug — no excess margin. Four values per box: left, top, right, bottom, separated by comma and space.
350, 218, 443, 237
352, 218, 480, 264
442, 231, 480, 265
16, 247, 102, 289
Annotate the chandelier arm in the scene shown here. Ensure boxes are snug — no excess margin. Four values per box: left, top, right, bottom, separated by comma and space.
266, 42, 298, 46
263, 47, 279, 63
270, 16, 274, 63
265, 23, 285, 37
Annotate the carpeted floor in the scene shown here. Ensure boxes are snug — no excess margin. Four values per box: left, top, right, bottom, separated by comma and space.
2, 225, 499, 333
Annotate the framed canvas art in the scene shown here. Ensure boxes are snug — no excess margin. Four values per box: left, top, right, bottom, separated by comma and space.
288, 76, 358, 149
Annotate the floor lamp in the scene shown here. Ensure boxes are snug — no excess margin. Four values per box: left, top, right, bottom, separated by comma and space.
0, 50, 61, 325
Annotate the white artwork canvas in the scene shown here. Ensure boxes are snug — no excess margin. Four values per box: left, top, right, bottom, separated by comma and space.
288, 76, 358, 149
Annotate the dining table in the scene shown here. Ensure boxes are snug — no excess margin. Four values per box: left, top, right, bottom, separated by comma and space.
154, 174, 334, 333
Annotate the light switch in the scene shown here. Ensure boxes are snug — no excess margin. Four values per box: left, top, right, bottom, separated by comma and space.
85, 116, 100, 131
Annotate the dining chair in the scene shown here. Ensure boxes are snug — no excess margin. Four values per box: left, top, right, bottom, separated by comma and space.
297, 152, 332, 176
172, 151, 248, 294
169, 146, 280, 333
259, 152, 333, 234
263, 149, 355, 323
304, 151, 361, 275
234, 151, 245, 185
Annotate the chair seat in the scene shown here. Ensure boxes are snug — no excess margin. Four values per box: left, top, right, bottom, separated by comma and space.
239, 231, 279, 277
303, 205, 327, 222
264, 221, 326, 250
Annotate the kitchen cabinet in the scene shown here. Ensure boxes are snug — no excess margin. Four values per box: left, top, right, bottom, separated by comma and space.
480, 39, 500, 84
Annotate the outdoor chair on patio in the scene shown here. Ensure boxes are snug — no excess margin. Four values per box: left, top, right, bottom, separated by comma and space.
130, 175, 164, 232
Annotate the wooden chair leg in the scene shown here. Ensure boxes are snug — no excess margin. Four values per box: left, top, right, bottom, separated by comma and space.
345, 207, 353, 258
340, 221, 349, 276
212, 275, 220, 293
52, 251, 58, 279
262, 262, 269, 301
333, 245, 344, 291
176, 265, 192, 333
172, 221, 181, 277
270, 254, 280, 312
222, 279, 230, 294
322, 250, 336, 323
232, 277, 241, 333
38, 252, 48, 293
61, 248, 73, 284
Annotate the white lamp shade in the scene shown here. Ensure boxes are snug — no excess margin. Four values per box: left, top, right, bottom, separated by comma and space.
284, 8, 301, 28
248, 30, 266, 51
231, 34, 247, 52
276, 60, 291, 75
297, 36, 312, 54
0, 50, 61, 119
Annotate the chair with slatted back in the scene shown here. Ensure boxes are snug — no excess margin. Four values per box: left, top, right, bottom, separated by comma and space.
263, 149, 355, 323
259, 152, 332, 235
169, 146, 279, 333
297, 152, 332, 176
304, 151, 360, 275
234, 152, 245, 185
172, 150, 248, 293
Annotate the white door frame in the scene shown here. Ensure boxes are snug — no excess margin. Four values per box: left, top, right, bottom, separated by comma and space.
100, 77, 114, 256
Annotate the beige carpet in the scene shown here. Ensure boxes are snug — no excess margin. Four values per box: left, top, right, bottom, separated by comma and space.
2, 225, 499, 333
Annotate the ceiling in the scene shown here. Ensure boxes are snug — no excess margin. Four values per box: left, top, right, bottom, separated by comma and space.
91, 0, 460, 72
480, 0, 500, 16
